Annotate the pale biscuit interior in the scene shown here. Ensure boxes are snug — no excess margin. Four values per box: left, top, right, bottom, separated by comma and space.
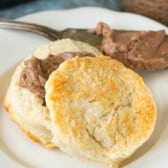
4, 39, 101, 147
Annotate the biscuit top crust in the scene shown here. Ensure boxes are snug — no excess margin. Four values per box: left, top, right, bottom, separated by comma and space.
46, 56, 156, 165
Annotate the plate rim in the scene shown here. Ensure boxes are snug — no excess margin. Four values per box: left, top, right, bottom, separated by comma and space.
17, 7, 168, 31
0, 6, 168, 168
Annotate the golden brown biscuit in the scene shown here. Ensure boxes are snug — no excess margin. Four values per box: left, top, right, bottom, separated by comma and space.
46, 56, 156, 167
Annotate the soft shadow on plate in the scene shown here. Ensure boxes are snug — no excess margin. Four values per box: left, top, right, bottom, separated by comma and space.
0, 64, 34, 168
122, 70, 168, 166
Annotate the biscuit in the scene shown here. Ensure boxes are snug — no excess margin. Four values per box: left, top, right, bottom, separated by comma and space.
4, 39, 101, 147
46, 56, 156, 166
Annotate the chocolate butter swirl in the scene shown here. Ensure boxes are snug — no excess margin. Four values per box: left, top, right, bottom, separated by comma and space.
90, 22, 168, 70
19, 52, 95, 99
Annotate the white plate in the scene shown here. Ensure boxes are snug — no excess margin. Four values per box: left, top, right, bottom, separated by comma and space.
0, 7, 168, 168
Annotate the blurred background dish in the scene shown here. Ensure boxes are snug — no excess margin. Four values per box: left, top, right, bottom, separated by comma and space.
121, 0, 168, 25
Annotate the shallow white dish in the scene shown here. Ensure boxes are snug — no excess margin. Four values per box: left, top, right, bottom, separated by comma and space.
0, 7, 168, 168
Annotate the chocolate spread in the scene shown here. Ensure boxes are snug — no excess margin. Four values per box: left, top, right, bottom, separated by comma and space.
90, 22, 168, 70
19, 52, 95, 99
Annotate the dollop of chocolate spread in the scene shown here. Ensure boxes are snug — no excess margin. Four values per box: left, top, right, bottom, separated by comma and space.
90, 22, 168, 70
19, 52, 95, 99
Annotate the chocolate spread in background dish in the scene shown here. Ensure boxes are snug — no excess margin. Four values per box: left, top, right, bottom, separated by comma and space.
90, 22, 168, 70
121, 0, 168, 25
19, 52, 95, 99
